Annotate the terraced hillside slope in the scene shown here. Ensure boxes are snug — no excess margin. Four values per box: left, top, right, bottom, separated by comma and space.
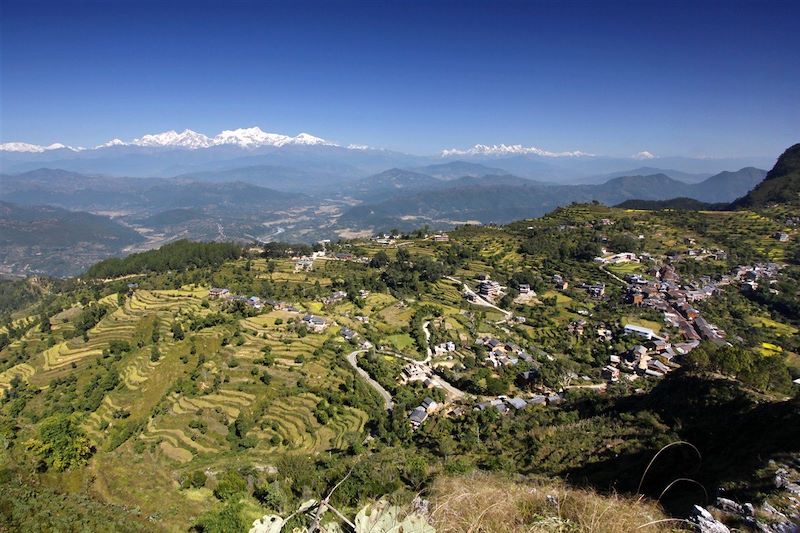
0, 199, 798, 532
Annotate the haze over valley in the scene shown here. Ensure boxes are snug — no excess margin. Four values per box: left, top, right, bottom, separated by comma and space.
0, 134, 773, 277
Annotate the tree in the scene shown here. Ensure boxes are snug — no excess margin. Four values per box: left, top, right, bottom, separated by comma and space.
369, 251, 390, 268
24, 413, 94, 471
172, 321, 185, 341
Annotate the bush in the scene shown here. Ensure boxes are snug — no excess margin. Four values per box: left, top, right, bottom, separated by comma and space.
253, 481, 287, 512
213, 471, 247, 501
194, 501, 247, 533
188, 470, 207, 489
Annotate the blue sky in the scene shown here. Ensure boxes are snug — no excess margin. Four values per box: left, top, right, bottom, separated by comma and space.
1, 0, 798, 157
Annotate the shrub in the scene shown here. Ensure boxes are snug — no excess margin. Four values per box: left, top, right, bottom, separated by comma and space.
213, 471, 247, 501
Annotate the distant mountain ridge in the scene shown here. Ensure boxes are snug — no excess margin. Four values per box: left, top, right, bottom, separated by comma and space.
338, 166, 767, 228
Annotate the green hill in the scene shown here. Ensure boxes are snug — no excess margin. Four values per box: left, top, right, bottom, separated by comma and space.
730, 143, 800, 207
0, 205, 797, 531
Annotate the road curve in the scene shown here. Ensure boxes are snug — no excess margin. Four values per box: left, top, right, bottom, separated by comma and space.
346, 349, 394, 410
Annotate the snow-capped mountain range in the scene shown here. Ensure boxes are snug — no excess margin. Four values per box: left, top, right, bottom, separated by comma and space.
441, 143, 595, 158
0, 127, 341, 152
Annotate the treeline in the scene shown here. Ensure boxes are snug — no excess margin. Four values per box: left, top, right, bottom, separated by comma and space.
84, 240, 243, 278
684, 343, 794, 394
262, 241, 321, 258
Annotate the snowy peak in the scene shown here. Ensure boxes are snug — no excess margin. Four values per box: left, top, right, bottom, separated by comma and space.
633, 151, 656, 160
291, 132, 333, 146
132, 129, 213, 149
212, 127, 335, 148
0, 142, 77, 153
441, 143, 593, 158
212, 126, 290, 148
95, 138, 126, 149
0, 126, 344, 153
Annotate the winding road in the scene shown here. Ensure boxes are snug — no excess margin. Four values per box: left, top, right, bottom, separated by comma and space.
345, 349, 394, 410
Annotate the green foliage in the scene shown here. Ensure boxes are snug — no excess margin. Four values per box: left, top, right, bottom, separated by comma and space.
73, 304, 108, 337
213, 470, 248, 501
85, 240, 243, 278
253, 480, 288, 512
0, 469, 144, 532
685, 344, 792, 393
187, 470, 207, 489
194, 501, 247, 533
24, 413, 94, 471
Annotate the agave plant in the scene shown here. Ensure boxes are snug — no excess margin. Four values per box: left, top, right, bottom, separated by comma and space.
249, 498, 435, 533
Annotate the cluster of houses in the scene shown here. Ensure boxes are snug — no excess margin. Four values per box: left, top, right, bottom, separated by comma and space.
209, 288, 265, 309
597, 261, 785, 384
476, 336, 536, 367
476, 393, 562, 414
372, 233, 397, 246
733, 263, 782, 292
624, 265, 728, 347
597, 323, 683, 383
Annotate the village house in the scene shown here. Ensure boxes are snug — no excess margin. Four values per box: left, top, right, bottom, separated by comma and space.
421, 397, 438, 413
584, 283, 605, 298
402, 363, 429, 383
323, 290, 347, 305
341, 327, 357, 342
478, 278, 503, 300
602, 365, 620, 382
628, 290, 644, 306
433, 233, 450, 242
552, 274, 569, 290
624, 323, 658, 340
302, 315, 329, 333
294, 256, 314, 272
433, 341, 457, 356
408, 406, 428, 429
209, 287, 230, 299
694, 316, 726, 345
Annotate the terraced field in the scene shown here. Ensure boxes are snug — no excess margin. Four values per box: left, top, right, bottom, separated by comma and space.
83, 396, 124, 442
0, 363, 35, 395
121, 353, 164, 390
256, 392, 368, 453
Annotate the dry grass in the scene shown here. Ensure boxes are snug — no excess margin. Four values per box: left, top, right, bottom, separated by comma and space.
428, 473, 680, 533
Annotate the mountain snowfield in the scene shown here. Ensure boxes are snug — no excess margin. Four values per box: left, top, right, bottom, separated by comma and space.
440, 143, 594, 158
0, 142, 80, 153
0, 126, 341, 152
